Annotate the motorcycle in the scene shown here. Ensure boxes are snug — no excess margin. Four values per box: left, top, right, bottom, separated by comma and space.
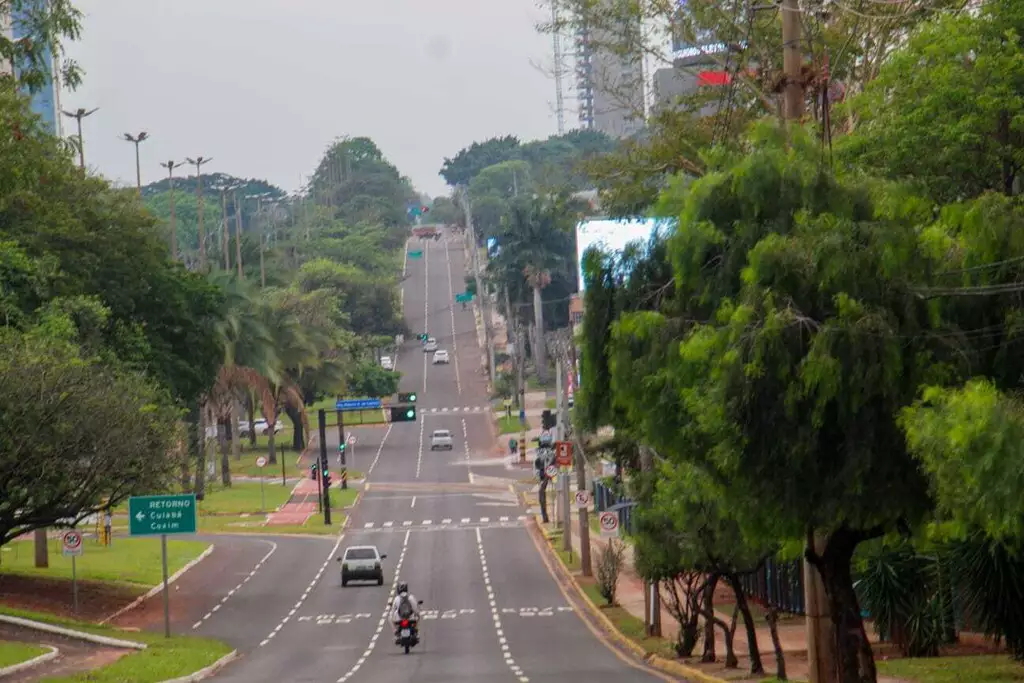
397, 617, 419, 654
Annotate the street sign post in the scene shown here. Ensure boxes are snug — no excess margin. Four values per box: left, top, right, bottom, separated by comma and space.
62, 530, 83, 614
599, 511, 620, 538
336, 398, 382, 412
128, 493, 197, 638
574, 490, 591, 509
347, 434, 357, 472
409, 250, 423, 259
455, 292, 473, 303
256, 456, 268, 512
555, 441, 573, 468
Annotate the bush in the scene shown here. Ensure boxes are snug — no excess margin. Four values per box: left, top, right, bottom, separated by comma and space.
597, 539, 625, 606
492, 371, 515, 399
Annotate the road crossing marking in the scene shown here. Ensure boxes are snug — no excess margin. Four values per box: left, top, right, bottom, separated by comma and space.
298, 606, 571, 625
422, 519, 432, 525
193, 540, 277, 631
424, 406, 487, 413
442, 518, 451, 524
477, 526, 529, 682
356, 516, 527, 531
337, 530, 411, 683
258, 534, 346, 647
383, 521, 393, 528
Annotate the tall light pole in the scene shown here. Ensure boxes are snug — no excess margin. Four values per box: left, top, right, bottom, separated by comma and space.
62, 107, 98, 169
122, 131, 149, 194
186, 156, 213, 270
160, 160, 185, 261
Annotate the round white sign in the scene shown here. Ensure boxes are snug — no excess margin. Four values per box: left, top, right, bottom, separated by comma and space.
599, 511, 619, 537
348, 435, 356, 445
574, 490, 591, 508
545, 465, 558, 479
62, 530, 83, 554
256, 456, 267, 468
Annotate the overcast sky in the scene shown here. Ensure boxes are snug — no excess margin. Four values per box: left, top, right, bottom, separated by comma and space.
61, 0, 563, 197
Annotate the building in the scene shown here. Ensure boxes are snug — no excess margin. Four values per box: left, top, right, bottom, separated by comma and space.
1, 0, 62, 135
573, 0, 646, 139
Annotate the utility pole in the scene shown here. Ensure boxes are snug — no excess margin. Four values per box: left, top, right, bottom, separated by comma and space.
234, 191, 244, 278
318, 410, 332, 525
569, 337, 592, 577
186, 157, 212, 270
458, 186, 497, 384
160, 160, 184, 261
62, 107, 98, 169
258, 199, 266, 287
221, 190, 230, 270
122, 132, 149, 194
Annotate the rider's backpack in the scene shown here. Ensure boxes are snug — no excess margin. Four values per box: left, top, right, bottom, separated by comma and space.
397, 594, 414, 619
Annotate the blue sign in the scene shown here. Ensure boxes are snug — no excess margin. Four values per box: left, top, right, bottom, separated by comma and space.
336, 398, 382, 411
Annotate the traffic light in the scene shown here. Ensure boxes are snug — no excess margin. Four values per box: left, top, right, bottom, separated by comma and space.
418, 333, 428, 341
398, 392, 417, 403
310, 463, 317, 480
421, 205, 429, 214
390, 405, 417, 422
338, 442, 346, 454
322, 469, 331, 489
541, 409, 556, 430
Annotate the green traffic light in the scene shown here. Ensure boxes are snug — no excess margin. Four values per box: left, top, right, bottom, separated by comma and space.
408, 393, 416, 402
339, 443, 346, 452
406, 409, 415, 419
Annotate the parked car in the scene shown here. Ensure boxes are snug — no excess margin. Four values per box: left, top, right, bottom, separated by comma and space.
381, 356, 394, 370
424, 338, 438, 352
337, 545, 386, 586
430, 429, 454, 451
238, 419, 281, 438
432, 349, 450, 365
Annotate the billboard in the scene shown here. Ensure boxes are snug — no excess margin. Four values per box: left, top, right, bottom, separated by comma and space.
575, 217, 674, 292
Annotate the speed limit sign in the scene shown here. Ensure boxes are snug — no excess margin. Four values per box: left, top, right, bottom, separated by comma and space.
256, 456, 267, 468
62, 530, 83, 557
598, 511, 619, 538
545, 464, 558, 480
574, 490, 591, 509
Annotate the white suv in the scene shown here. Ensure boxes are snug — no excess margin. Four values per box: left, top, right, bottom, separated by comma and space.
380, 356, 394, 370
432, 349, 450, 365
430, 429, 454, 450
423, 338, 438, 352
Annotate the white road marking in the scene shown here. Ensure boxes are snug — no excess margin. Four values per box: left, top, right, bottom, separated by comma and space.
443, 236, 463, 395
257, 534, 345, 646
366, 423, 394, 476
422, 520, 432, 525
363, 522, 374, 529
402, 520, 412, 526
193, 539, 277, 630
477, 526, 528, 681
422, 241, 429, 396
441, 518, 451, 525
336, 530, 411, 683
462, 417, 469, 461
410, 496, 416, 509
415, 407, 425, 479
383, 521, 393, 528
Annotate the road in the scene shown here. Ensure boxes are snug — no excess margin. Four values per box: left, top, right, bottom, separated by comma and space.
192, 233, 671, 682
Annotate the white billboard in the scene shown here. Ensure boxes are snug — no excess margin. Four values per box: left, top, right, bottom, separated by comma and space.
575, 217, 674, 292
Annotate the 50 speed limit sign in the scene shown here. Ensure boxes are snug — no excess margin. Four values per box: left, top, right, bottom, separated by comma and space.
598, 511, 619, 538
574, 490, 591, 509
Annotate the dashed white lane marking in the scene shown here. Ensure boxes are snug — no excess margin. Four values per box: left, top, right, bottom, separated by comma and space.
415, 408, 425, 479
477, 526, 528, 682
352, 517, 527, 533
192, 540, 277, 630
336, 530, 411, 683
366, 423, 394, 476
422, 242, 429, 396
424, 406, 487, 413
410, 496, 416, 509
443, 236, 463, 396
462, 418, 469, 461
257, 534, 345, 647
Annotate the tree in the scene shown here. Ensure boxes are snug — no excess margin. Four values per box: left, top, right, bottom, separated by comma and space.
0, 0, 84, 93
427, 196, 462, 226
841, 0, 1024, 203
0, 317, 180, 548
347, 362, 400, 398
469, 160, 534, 201
440, 135, 521, 187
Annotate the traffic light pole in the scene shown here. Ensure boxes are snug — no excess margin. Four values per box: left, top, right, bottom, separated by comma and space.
318, 409, 332, 525
339, 409, 348, 490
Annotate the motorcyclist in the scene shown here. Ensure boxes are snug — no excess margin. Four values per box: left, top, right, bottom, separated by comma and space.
390, 581, 421, 642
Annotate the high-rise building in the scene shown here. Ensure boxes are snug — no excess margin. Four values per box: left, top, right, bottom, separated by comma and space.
1, 0, 62, 135
573, 0, 646, 139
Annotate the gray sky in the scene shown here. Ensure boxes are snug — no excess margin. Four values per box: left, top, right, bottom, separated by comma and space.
62, 0, 562, 197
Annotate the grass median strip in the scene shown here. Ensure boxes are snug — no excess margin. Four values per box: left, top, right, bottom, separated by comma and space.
0, 538, 209, 588
0, 607, 231, 683
197, 482, 292, 515
0, 640, 48, 668
496, 415, 530, 435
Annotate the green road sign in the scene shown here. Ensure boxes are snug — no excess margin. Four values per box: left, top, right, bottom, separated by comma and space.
129, 494, 197, 536
408, 250, 423, 259
455, 292, 473, 303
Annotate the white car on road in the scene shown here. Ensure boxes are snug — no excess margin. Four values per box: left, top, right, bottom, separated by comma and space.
432, 349, 450, 365
381, 356, 394, 370
423, 338, 438, 352
337, 545, 387, 587
238, 419, 281, 438
430, 429, 454, 451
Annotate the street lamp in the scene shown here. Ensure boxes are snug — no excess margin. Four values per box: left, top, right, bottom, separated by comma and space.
185, 156, 213, 270
160, 160, 185, 261
122, 131, 149, 194
62, 107, 98, 169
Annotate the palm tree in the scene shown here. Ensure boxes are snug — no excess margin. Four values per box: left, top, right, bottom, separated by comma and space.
489, 197, 575, 384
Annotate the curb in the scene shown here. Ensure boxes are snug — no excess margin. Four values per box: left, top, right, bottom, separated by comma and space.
0, 615, 146, 650
527, 517, 728, 683
158, 649, 238, 683
0, 645, 59, 677
99, 545, 215, 625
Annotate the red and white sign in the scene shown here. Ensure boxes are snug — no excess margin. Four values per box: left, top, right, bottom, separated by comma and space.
574, 490, 591, 509
598, 511, 619, 538
62, 530, 83, 557
545, 465, 558, 480
555, 441, 573, 467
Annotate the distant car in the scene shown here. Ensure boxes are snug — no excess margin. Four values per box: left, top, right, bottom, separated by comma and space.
381, 356, 394, 370
337, 545, 386, 587
430, 429, 454, 451
238, 419, 281, 438
432, 349, 450, 365
424, 338, 438, 352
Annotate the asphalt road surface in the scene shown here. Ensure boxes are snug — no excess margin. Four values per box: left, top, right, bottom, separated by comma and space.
202, 235, 671, 682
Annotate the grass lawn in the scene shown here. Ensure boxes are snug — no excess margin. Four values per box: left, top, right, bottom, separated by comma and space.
496, 415, 531, 435
0, 538, 209, 589
0, 640, 48, 668
197, 482, 292, 516
545, 397, 557, 410
0, 606, 231, 683
306, 397, 389, 427
877, 655, 1024, 683
228, 451, 302, 479
196, 487, 359, 535
546, 530, 676, 660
